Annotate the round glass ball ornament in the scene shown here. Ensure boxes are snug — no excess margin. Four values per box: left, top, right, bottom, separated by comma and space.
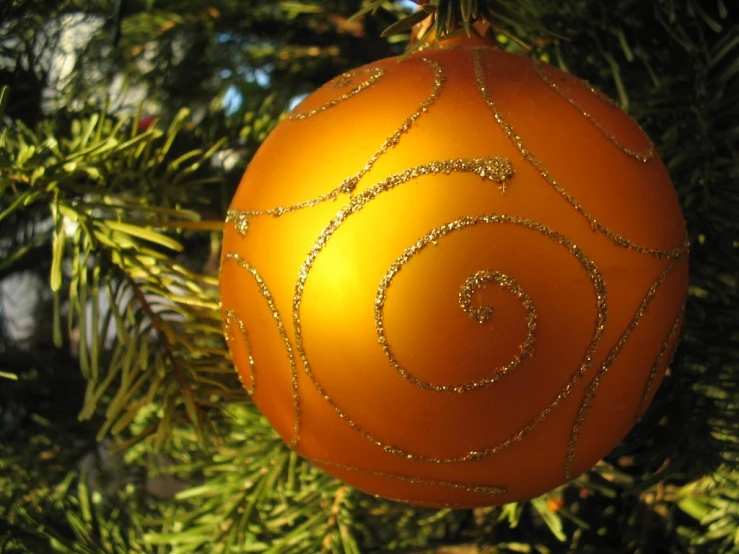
219, 35, 689, 508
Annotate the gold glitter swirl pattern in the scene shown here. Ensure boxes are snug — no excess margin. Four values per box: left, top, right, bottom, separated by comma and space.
225, 210, 249, 236
337, 58, 446, 196
224, 58, 447, 235
223, 45, 689, 499
374, 497, 471, 509
563, 256, 683, 479
221, 252, 301, 448
459, 270, 535, 325
289, 67, 385, 120
473, 48, 688, 260
579, 81, 620, 109
223, 309, 255, 394
533, 61, 656, 163
309, 457, 506, 499
636, 305, 684, 421
292, 158, 608, 463
376, 256, 536, 393
332, 73, 355, 88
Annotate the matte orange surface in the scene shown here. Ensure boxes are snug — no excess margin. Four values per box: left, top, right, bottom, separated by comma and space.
219, 36, 688, 508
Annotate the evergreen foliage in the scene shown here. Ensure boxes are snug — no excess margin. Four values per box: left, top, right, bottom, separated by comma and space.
0, 1, 737, 552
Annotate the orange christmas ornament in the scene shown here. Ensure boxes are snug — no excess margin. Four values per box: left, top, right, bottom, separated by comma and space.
219, 34, 688, 508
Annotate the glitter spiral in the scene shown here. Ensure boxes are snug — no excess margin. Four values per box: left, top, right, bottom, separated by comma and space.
292, 156, 608, 462
374, 237, 538, 394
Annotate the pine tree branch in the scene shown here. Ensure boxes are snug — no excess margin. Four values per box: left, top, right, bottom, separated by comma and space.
121, 269, 206, 444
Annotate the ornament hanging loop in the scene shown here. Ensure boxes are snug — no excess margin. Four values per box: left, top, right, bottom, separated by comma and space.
410, 2, 493, 48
